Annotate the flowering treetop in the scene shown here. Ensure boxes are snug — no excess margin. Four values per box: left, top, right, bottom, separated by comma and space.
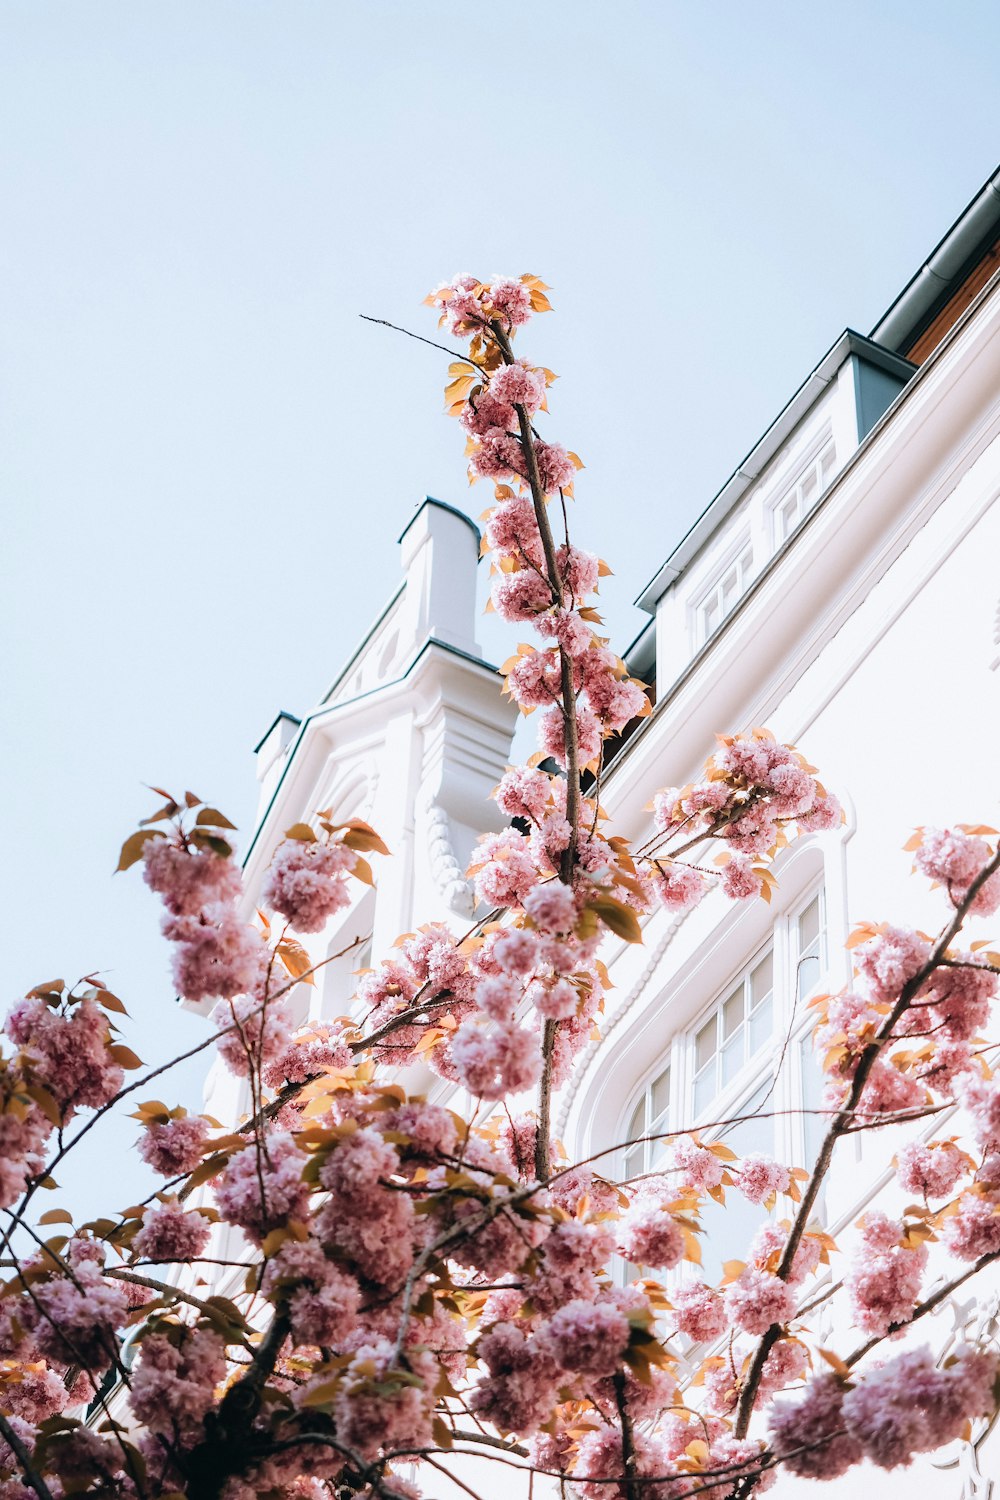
0, 274, 998, 1500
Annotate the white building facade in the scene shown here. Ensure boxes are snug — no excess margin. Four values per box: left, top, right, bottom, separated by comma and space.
200, 167, 1000, 1496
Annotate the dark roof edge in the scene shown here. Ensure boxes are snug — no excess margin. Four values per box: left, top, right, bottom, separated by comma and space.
244, 635, 503, 867
634, 330, 915, 613
871, 166, 1000, 353
253, 710, 302, 755
397, 494, 481, 547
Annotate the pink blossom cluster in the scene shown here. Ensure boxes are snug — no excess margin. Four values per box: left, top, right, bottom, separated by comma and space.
895, 1137, 966, 1199
214, 1134, 310, 1246
141, 828, 271, 1007
429, 273, 535, 336
6, 994, 124, 1118
649, 732, 839, 906
845, 1212, 926, 1335
262, 1239, 361, 1348
129, 1324, 227, 1449
725, 1266, 797, 1336
772, 1345, 998, 1476
137, 1110, 210, 1177
261, 836, 357, 933
134, 1200, 210, 1262
915, 826, 1000, 915
21, 1257, 128, 1372
737, 1154, 791, 1204
142, 836, 242, 915
617, 1199, 686, 1270
671, 1279, 728, 1342
668, 1136, 725, 1192
315, 1127, 416, 1289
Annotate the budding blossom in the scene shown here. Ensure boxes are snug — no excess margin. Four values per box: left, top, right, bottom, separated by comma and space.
261, 837, 357, 933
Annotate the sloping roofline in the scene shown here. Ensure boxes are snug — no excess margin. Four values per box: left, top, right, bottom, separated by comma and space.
635, 162, 1000, 616
634, 331, 914, 613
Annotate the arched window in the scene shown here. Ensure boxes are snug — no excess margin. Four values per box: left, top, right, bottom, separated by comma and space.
619, 883, 830, 1281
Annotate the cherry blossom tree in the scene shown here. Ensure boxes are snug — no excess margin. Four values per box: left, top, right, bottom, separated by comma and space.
1, 276, 1000, 1500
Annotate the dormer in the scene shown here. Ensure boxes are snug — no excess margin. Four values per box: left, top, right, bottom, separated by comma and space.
633, 332, 915, 699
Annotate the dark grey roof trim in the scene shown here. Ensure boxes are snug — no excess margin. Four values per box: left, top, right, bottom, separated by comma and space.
634, 331, 916, 613
253, 710, 302, 755
871, 166, 1000, 353
608, 261, 999, 784
397, 494, 481, 546
244, 635, 502, 866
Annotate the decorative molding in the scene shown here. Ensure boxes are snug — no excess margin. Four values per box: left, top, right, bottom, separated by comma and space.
423, 794, 475, 916
556, 906, 694, 1137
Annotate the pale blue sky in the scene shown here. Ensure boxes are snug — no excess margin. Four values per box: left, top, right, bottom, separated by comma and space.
2, 1, 999, 1215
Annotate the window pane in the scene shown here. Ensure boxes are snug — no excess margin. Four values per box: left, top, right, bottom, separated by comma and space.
778, 499, 797, 540
820, 443, 836, 478
699, 1081, 774, 1280
799, 1033, 827, 1178
739, 546, 754, 576
693, 1069, 716, 1118
797, 955, 820, 1001
696, 1017, 717, 1074
628, 1099, 645, 1142
801, 469, 819, 506
798, 896, 821, 956
750, 951, 773, 1007
703, 598, 721, 636
749, 994, 773, 1054
624, 1145, 644, 1181
721, 1032, 744, 1087
651, 1067, 671, 1123
722, 986, 744, 1039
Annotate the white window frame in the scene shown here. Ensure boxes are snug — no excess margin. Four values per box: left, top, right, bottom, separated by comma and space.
619, 884, 829, 1186
690, 534, 756, 648
767, 427, 837, 549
